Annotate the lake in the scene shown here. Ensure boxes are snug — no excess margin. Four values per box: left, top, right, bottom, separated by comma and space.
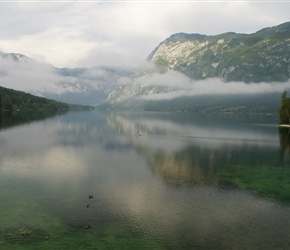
0, 111, 290, 250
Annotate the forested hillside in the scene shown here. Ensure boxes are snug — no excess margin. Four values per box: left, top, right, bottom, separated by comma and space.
0, 85, 91, 112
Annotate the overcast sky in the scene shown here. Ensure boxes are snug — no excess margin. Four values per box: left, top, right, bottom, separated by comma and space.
0, 1, 289, 69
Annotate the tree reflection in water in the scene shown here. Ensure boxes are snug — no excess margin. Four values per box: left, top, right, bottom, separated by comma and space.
0, 110, 66, 130
279, 127, 290, 159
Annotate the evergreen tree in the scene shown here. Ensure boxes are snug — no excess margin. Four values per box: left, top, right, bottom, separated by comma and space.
279, 90, 290, 124
2, 95, 13, 111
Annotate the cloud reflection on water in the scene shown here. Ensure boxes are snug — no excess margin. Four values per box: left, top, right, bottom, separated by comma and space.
0, 111, 290, 249
106, 176, 290, 250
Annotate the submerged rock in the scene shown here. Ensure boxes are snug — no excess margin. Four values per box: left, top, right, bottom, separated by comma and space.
21, 231, 31, 237
4, 227, 49, 244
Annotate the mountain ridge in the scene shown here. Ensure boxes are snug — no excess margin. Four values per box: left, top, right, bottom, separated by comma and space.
148, 21, 290, 83
97, 21, 290, 112
0, 51, 134, 106
1, 21, 290, 113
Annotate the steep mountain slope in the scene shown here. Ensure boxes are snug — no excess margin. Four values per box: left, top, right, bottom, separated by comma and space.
97, 22, 290, 112
0, 51, 30, 63
148, 22, 290, 83
47, 66, 133, 105
1, 21, 290, 112
0, 52, 133, 105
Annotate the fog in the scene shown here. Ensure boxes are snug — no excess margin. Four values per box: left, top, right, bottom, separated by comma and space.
130, 70, 290, 100
0, 56, 65, 95
1, 56, 289, 104
0, 56, 124, 97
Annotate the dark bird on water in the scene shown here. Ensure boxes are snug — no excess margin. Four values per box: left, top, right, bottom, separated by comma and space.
88, 195, 94, 199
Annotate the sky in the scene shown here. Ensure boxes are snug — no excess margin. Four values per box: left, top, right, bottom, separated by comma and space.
0, 1, 289, 69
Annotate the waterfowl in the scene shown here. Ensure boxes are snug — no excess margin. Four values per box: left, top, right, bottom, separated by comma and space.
83, 224, 92, 229
44, 234, 50, 240
21, 231, 31, 236
88, 195, 94, 199
86, 204, 90, 207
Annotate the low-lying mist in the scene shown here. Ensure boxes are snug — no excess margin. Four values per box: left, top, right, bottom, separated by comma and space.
0, 56, 63, 95
0, 56, 289, 108
128, 70, 290, 100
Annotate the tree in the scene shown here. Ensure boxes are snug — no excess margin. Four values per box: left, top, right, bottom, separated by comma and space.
0, 94, 2, 110
279, 90, 290, 124
2, 95, 13, 111
282, 90, 287, 100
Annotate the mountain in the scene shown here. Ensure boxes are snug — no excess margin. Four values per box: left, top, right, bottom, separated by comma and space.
148, 21, 290, 83
1, 21, 290, 113
0, 51, 133, 106
47, 66, 133, 105
0, 51, 30, 63
97, 22, 290, 113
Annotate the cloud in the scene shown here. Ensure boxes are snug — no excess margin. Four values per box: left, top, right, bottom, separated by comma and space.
0, 54, 131, 97
0, 53, 288, 105
0, 2, 289, 68
126, 71, 290, 100
0, 56, 64, 95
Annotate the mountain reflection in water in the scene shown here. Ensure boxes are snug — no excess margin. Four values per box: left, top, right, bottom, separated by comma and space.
106, 112, 287, 182
0, 111, 290, 250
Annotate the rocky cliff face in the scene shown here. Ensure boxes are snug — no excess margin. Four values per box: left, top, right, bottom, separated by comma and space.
97, 22, 290, 112
1, 22, 290, 111
148, 22, 290, 83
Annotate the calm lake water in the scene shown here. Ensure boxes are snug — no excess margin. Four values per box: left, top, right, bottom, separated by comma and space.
0, 111, 290, 250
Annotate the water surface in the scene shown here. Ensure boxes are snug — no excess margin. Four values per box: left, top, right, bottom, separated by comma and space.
0, 111, 290, 249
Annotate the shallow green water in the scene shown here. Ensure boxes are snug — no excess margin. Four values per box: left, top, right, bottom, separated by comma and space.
0, 111, 290, 249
